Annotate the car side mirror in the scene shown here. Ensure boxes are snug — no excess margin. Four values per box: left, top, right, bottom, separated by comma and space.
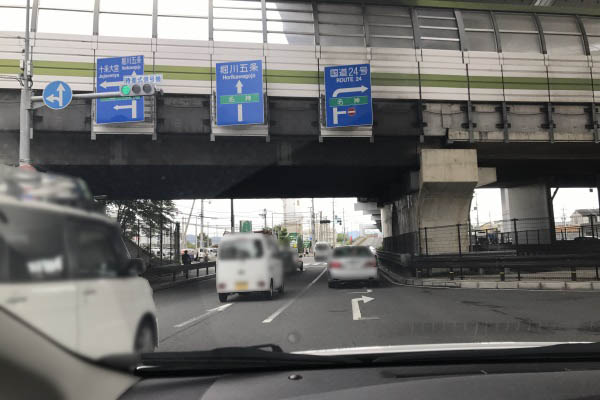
128, 258, 146, 276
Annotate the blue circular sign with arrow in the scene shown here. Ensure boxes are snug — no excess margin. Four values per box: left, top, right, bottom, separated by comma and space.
42, 80, 72, 110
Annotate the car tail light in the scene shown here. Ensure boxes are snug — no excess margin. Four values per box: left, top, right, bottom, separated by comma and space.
329, 261, 341, 268
218, 283, 226, 289
257, 280, 266, 288
366, 260, 377, 268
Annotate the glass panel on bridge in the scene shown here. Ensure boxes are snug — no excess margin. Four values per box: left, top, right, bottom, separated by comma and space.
417, 8, 460, 50
100, 0, 153, 14
158, 0, 208, 17
539, 15, 584, 55
39, 0, 93, 11
0, 4, 27, 31
214, 0, 263, 43
462, 11, 497, 52
545, 34, 584, 55
318, 2, 364, 47
365, 5, 413, 48
37, 9, 93, 35
496, 13, 540, 53
581, 17, 600, 35
157, 16, 209, 40
99, 13, 152, 38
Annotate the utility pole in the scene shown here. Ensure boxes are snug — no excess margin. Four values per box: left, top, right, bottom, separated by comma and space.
311, 198, 316, 251
194, 215, 198, 253
183, 199, 195, 250
319, 211, 323, 243
19, 0, 32, 166
200, 199, 205, 249
259, 208, 267, 230
332, 199, 336, 247
342, 208, 346, 245
474, 192, 480, 228
230, 198, 234, 234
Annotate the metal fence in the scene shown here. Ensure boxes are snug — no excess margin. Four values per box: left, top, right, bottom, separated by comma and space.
383, 217, 580, 256
122, 220, 181, 267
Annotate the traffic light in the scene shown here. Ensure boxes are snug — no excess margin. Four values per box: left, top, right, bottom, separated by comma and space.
119, 83, 155, 96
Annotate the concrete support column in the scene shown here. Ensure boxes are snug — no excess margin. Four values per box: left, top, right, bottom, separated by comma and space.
501, 183, 553, 244
380, 149, 493, 255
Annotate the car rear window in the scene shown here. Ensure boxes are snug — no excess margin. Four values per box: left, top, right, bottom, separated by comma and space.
218, 239, 264, 260
0, 205, 68, 282
333, 246, 373, 257
315, 244, 329, 251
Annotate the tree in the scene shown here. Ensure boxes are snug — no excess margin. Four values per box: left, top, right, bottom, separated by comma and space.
273, 224, 290, 247
104, 199, 177, 239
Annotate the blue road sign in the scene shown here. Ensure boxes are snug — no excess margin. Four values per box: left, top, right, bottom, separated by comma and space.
324, 63, 373, 128
43, 80, 72, 110
96, 55, 144, 124
216, 59, 264, 126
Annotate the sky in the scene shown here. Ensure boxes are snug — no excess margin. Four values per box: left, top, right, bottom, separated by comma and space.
173, 188, 600, 239
471, 187, 599, 226
174, 198, 376, 239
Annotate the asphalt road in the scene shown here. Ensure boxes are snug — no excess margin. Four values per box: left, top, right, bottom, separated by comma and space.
154, 257, 600, 353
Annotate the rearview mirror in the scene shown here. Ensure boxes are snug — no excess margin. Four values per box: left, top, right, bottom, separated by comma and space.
128, 258, 146, 276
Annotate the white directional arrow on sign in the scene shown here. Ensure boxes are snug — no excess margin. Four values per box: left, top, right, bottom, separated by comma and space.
236, 80, 243, 122
113, 100, 137, 119
332, 85, 368, 98
56, 83, 65, 107
173, 303, 233, 328
100, 71, 138, 89
351, 295, 377, 321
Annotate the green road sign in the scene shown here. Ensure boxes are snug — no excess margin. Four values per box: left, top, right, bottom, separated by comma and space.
240, 220, 252, 232
328, 96, 368, 107
220, 93, 260, 105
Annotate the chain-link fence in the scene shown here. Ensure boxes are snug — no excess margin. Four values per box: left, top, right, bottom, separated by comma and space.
123, 219, 181, 267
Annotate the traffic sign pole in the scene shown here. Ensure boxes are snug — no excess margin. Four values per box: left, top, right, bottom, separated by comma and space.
19, 0, 31, 166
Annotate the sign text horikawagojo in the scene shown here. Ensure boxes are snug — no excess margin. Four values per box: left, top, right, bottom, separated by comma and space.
215, 60, 264, 126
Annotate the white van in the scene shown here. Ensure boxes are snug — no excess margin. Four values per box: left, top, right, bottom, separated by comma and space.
216, 233, 284, 302
0, 170, 158, 360
314, 242, 332, 262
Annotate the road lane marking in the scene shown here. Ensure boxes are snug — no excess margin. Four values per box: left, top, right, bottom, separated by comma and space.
351, 295, 378, 321
173, 303, 233, 328
262, 268, 327, 324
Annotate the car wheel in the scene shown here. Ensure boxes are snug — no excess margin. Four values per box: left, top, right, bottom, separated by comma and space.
265, 281, 274, 300
218, 293, 228, 303
134, 321, 156, 354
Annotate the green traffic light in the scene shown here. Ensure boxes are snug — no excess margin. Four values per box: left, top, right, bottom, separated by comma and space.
121, 85, 131, 95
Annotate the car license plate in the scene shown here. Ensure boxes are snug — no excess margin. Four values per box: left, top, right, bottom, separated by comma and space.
235, 282, 248, 290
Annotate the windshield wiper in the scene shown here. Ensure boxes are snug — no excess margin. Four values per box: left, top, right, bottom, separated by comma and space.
131, 344, 365, 377
372, 342, 600, 366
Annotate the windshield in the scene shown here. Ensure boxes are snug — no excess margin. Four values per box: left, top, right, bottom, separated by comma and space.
2, 1, 600, 379
333, 246, 372, 257
218, 239, 264, 260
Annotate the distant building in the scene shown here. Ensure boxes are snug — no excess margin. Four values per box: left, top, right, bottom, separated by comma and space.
570, 209, 599, 226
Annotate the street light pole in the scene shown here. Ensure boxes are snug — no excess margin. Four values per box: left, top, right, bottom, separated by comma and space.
230, 198, 234, 234
200, 199, 205, 249
332, 199, 336, 247
19, 0, 32, 166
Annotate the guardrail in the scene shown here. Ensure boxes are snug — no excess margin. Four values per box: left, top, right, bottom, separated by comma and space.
377, 250, 600, 282
144, 261, 216, 282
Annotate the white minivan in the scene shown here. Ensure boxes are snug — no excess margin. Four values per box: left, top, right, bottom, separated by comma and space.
216, 233, 284, 302
0, 184, 158, 360
314, 241, 332, 262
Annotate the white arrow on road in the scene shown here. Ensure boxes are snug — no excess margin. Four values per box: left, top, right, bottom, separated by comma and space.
236, 80, 243, 122
332, 85, 368, 98
351, 295, 378, 321
173, 303, 233, 328
113, 100, 137, 118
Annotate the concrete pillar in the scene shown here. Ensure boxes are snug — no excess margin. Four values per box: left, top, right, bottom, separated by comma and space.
380, 203, 393, 238
501, 183, 553, 244
380, 149, 491, 255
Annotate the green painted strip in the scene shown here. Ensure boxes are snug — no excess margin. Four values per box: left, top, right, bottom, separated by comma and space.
266, 76, 318, 84
265, 69, 319, 78
328, 96, 368, 107
219, 93, 260, 104
0, 66, 20, 74
34, 68, 94, 77
160, 72, 212, 81
0, 59, 19, 67
33, 60, 93, 70
154, 65, 211, 74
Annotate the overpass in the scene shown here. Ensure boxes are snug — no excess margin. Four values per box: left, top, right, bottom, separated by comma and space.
1, 0, 600, 250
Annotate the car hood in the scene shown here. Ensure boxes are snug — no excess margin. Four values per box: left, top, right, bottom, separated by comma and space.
293, 342, 588, 356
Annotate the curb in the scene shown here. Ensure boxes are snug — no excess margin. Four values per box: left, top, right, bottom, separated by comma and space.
378, 267, 600, 291
150, 273, 216, 292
